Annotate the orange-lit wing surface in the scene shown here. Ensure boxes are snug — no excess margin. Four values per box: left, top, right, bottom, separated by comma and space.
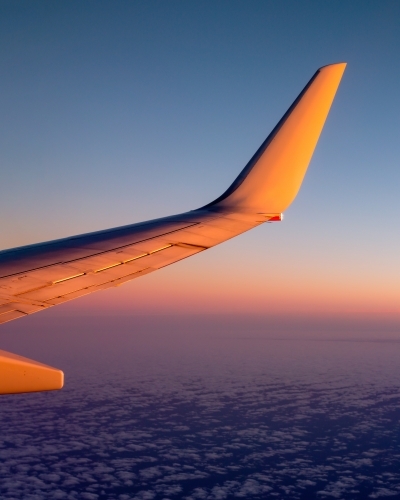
0, 350, 63, 394
203, 63, 346, 213
0, 63, 346, 393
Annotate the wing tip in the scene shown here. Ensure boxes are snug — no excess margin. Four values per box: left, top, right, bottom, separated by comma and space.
318, 62, 347, 74
200, 62, 347, 214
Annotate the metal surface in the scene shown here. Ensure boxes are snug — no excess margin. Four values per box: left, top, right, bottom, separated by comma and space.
0, 349, 63, 394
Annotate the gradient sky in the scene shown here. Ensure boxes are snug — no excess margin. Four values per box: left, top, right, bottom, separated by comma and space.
1, 0, 400, 322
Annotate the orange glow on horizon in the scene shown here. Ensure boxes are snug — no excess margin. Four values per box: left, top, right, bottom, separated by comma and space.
64, 264, 400, 320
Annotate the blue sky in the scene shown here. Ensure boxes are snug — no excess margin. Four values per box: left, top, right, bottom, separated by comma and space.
1, 0, 399, 319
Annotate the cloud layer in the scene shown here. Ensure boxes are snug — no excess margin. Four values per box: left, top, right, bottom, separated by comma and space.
1, 332, 400, 499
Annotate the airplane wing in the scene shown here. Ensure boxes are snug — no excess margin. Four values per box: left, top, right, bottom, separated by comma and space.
0, 63, 346, 394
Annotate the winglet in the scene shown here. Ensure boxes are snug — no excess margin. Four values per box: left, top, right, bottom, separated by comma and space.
204, 63, 346, 213
0, 349, 64, 395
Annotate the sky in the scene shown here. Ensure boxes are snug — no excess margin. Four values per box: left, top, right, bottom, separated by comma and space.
1, 0, 400, 326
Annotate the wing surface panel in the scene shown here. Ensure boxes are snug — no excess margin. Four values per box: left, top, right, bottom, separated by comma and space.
0, 220, 198, 279
46, 268, 154, 306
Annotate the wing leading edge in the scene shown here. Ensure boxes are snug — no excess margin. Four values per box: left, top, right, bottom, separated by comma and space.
0, 63, 346, 394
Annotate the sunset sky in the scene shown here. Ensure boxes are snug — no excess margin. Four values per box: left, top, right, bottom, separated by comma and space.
1, 1, 399, 324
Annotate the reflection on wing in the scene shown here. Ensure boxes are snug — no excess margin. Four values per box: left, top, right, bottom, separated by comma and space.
0, 63, 346, 393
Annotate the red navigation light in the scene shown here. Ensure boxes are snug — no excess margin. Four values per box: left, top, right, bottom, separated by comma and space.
268, 214, 283, 222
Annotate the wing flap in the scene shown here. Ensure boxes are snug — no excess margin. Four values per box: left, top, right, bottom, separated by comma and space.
0, 309, 27, 324
5, 244, 204, 306
46, 267, 154, 305
0, 221, 197, 279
